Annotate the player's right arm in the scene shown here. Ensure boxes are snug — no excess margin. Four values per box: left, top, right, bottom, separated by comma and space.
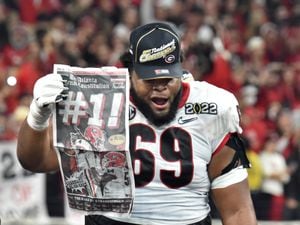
17, 121, 59, 172
17, 74, 68, 173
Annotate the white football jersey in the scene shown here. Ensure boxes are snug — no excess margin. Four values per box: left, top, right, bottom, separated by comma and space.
111, 81, 242, 225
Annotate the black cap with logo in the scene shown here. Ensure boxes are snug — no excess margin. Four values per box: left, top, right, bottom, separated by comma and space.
129, 22, 182, 80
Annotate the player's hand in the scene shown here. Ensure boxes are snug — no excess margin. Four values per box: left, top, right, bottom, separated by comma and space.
27, 73, 68, 131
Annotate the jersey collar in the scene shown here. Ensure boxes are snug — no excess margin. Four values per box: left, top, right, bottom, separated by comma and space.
178, 82, 190, 108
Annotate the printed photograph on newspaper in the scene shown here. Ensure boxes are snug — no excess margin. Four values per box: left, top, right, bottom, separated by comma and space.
52, 64, 134, 215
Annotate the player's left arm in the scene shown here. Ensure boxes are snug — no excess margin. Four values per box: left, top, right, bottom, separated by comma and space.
208, 134, 257, 225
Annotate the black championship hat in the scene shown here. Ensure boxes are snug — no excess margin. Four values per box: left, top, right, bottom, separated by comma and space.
129, 22, 182, 80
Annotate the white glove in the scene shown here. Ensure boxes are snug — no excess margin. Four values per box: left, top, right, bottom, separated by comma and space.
27, 73, 68, 131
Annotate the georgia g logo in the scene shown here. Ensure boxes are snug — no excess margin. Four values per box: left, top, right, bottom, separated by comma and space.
129, 105, 136, 120
165, 54, 175, 63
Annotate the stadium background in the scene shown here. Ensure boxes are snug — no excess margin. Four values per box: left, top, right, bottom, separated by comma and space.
0, 0, 300, 224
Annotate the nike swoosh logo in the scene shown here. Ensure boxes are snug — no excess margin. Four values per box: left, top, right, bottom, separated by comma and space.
178, 116, 198, 124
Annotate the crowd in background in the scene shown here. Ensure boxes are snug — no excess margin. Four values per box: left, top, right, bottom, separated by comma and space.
0, 0, 300, 222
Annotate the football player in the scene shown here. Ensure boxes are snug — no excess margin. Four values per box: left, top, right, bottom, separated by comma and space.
17, 22, 257, 225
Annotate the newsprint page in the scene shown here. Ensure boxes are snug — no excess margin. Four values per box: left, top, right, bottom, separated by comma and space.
52, 64, 134, 217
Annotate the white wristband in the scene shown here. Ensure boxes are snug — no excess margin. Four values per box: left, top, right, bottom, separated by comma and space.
26, 100, 52, 131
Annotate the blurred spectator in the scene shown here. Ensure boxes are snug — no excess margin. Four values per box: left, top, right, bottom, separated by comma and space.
183, 23, 240, 94
113, 6, 139, 43
59, 34, 86, 67
281, 64, 297, 109
2, 23, 32, 67
284, 114, 300, 221
240, 95, 268, 153
18, 0, 61, 25
202, 0, 221, 26
16, 41, 43, 96
275, 109, 296, 159
166, 0, 185, 26
180, 5, 205, 53
94, 0, 120, 27
283, 142, 300, 220
111, 6, 139, 64
0, 67, 19, 114
48, 13, 70, 47
285, 21, 300, 65
82, 32, 111, 67
245, 137, 263, 190
245, 0, 268, 38
64, 0, 95, 24
35, 28, 58, 74
0, 112, 18, 141
260, 133, 290, 220
260, 22, 287, 62
256, 63, 287, 111
12, 93, 31, 126
140, 0, 177, 24
243, 136, 264, 219
243, 36, 268, 84
74, 15, 98, 50
0, 2, 9, 50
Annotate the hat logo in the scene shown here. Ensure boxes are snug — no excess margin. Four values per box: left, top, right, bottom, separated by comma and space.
139, 39, 176, 63
165, 54, 175, 63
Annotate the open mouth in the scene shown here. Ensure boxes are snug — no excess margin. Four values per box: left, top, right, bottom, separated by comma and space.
151, 97, 168, 109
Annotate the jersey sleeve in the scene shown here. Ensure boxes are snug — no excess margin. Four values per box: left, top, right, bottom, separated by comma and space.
210, 91, 242, 153
226, 93, 242, 134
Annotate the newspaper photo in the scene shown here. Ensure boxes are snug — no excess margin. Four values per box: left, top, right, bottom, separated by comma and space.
52, 64, 134, 215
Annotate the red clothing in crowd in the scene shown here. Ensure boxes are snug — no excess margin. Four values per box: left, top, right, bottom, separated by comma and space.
18, 0, 61, 24
17, 62, 41, 96
202, 53, 240, 94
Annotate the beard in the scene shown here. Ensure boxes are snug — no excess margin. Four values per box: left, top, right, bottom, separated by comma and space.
130, 87, 182, 127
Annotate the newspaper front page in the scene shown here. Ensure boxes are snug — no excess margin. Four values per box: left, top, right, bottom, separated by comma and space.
52, 64, 134, 216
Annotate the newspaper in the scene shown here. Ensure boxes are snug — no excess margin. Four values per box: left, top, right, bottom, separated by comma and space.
52, 64, 134, 216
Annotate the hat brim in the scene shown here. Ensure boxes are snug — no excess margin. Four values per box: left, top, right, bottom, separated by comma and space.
133, 62, 182, 80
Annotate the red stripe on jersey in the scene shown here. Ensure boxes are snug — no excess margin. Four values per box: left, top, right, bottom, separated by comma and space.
178, 82, 190, 108
212, 133, 231, 157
